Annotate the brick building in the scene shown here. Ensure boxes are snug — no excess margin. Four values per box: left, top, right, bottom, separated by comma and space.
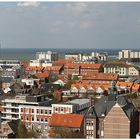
84, 94, 139, 138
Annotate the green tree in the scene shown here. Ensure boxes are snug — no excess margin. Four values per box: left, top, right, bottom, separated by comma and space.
16, 121, 28, 138
16, 121, 38, 138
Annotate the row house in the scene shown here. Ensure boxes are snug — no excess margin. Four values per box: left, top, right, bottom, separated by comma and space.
84, 94, 139, 139
116, 81, 134, 93
78, 73, 118, 84
71, 83, 110, 95
19, 105, 52, 132
64, 63, 103, 76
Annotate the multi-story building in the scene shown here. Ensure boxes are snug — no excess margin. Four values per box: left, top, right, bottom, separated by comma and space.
36, 51, 58, 62
104, 61, 130, 77
0, 60, 20, 66
64, 63, 103, 76
19, 105, 52, 131
84, 94, 139, 138
65, 53, 83, 61
91, 52, 108, 62
1, 94, 52, 121
29, 59, 52, 67
119, 50, 140, 59
52, 99, 90, 114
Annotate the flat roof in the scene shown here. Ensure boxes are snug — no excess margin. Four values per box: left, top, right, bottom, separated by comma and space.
67, 98, 90, 106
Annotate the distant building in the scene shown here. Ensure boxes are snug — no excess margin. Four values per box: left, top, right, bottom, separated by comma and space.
0, 60, 20, 66
65, 53, 82, 61
91, 52, 108, 62
119, 50, 140, 59
36, 51, 58, 62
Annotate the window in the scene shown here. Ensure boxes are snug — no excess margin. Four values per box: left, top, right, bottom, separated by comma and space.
45, 118, 48, 122
45, 110, 47, 114
32, 109, 34, 113
49, 110, 51, 114
61, 108, 63, 111
32, 116, 34, 121
37, 109, 39, 114
21, 108, 23, 112
21, 116, 23, 120
37, 117, 39, 121
41, 118, 43, 122
26, 116, 29, 121
41, 110, 43, 114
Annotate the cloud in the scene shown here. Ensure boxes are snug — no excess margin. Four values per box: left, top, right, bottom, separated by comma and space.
17, 2, 40, 7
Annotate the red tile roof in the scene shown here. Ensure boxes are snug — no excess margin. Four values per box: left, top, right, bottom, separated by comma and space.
49, 113, 84, 128
83, 73, 118, 81
36, 72, 49, 78
64, 63, 102, 69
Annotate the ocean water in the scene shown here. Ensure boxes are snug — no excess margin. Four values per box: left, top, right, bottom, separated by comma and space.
0, 48, 121, 61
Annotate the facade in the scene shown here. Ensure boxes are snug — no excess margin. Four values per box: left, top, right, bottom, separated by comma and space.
0, 60, 20, 66
64, 63, 103, 76
84, 95, 139, 139
29, 60, 52, 67
0, 120, 19, 138
36, 51, 58, 62
103, 62, 130, 77
19, 105, 52, 131
1, 94, 52, 121
91, 52, 108, 61
119, 50, 140, 59
65, 53, 82, 61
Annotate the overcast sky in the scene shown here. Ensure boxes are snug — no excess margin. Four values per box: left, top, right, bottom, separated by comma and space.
0, 2, 140, 49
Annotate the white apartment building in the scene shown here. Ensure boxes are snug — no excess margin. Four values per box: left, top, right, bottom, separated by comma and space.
0, 60, 20, 66
29, 59, 52, 67
36, 51, 58, 61
1, 94, 51, 121
119, 50, 140, 59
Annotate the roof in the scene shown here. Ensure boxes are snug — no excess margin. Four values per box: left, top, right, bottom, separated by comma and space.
86, 94, 138, 120
83, 73, 118, 81
36, 72, 49, 78
44, 66, 62, 71
104, 61, 131, 68
49, 113, 84, 128
53, 59, 74, 65
116, 81, 134, 88
67, 99, 90, 106
64, 63, 102, 69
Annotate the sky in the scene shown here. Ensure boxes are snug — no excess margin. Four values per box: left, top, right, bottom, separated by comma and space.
0, 2, 140, 49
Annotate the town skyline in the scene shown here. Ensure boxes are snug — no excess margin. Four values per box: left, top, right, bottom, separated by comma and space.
0, 2, 140, 49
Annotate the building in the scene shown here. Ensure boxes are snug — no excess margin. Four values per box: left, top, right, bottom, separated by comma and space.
64, 63, 103, 76
48, 113, 84, 137
91, 52, 108, 62
119, 50, 140, 59
103, 61, 130, 77
36, 51, 58, 62
29, 59, 52, 67
65, 53, 82, 61
0, 60, 20, 66
0, 120, 19, 138
78, 73, 118, 84
19, 105, 52, 131
84, 94, 139, 138
1, 94, 52, 121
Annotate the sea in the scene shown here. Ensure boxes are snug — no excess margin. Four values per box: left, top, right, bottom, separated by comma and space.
0, 48, 124, 61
